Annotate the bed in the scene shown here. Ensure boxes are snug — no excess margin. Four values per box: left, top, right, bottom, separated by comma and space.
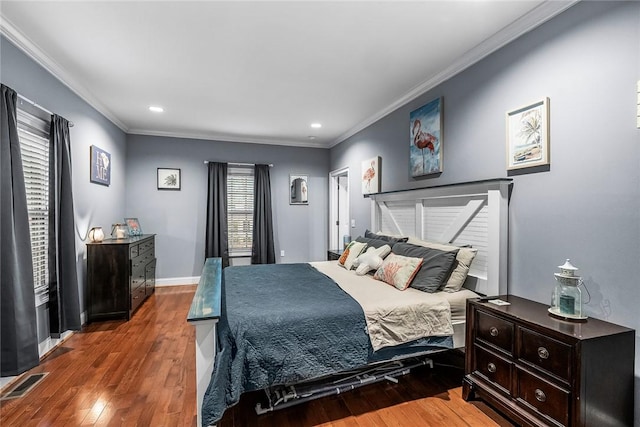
188, 178, 512, 427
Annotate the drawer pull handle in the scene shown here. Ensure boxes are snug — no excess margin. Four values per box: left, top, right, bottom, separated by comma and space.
487, 362, 496, 373
538, 347, 549, 359
535, 389, 546, 402
489, 327, 499, 337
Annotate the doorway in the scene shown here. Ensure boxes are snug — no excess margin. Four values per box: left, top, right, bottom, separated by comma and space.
329, 167, 349, 251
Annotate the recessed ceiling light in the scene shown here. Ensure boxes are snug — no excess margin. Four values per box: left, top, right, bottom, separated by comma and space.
310, 123, 322, 129
149, 106, 164, 113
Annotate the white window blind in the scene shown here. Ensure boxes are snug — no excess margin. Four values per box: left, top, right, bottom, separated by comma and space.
227, 166, 254, 256
17, 107, 50, 306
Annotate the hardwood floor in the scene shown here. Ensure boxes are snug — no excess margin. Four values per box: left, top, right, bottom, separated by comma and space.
1, 286, 513, 427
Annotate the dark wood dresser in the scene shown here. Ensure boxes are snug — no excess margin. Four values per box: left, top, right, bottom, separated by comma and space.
463, 295, 634, 427
87, 234, 156, 322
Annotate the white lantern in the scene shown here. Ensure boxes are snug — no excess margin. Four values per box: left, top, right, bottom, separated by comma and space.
88, 226, 105, 243
549, 259, 588, 321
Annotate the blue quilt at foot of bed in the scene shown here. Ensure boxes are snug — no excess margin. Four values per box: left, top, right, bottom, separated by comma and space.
201, 263, 371, 426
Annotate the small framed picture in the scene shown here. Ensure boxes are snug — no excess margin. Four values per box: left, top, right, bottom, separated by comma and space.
90, 145, 111, 186
506, 98, 550, 171
157, 168, 181, 190
361, 156, 381, 195
124, 217, 143, 236
289, 174, 308, 205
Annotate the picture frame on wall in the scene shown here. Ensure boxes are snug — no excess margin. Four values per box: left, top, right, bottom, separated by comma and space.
410, 97, 443, 177
90, 145, 111, 186
361, 156, 381, 195
506, 98, 550, 171
289, 174, 308, 205
124, 217, 143, 236
157, 168, 181, 190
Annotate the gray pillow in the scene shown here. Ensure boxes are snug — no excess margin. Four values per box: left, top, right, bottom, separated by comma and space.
364, 230, 409, 244
391, 242, 458, 293
355, 235, 392, 249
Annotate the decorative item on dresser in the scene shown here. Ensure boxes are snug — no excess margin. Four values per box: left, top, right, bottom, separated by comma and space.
87, 235, 156, 322
463, 295, 635, 427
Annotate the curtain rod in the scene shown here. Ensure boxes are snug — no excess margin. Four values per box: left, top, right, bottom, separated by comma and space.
17, 94, 75, 127
204, 161, 273, 167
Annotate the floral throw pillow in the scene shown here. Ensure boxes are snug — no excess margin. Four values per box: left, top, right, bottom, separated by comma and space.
373, 253, 423, 290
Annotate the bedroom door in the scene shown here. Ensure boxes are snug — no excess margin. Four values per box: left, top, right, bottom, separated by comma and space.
329, 167, 349, 251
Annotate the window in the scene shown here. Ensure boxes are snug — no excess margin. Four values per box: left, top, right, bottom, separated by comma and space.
17, 104, 50, 307
227, 165, 254, 256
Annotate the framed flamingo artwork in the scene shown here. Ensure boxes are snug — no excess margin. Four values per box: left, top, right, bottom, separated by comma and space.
361, 156, 381, 195
410, 97, 443, 177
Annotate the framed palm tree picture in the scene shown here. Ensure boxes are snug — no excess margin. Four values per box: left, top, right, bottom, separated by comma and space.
506, 98, 550, 170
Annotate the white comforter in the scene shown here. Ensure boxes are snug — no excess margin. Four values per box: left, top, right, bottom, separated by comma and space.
311, 261, 454, 351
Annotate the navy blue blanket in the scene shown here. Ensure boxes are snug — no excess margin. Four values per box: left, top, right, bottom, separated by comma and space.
201, 263, 451, 426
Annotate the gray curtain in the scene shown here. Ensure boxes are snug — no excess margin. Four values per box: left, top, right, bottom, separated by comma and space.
48, 115, 81, 335
251, 164, 275, 264
205, 162, 229, 268
0, 84, 40, 376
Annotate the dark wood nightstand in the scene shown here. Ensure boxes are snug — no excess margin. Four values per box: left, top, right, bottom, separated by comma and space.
462, 295, 634, 427
327, 249, 344, 261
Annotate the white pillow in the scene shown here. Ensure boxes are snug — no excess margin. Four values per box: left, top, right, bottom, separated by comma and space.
355, 244, 391, 275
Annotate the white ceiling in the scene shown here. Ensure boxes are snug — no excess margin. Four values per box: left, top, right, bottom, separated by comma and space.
0, 1, 575, 148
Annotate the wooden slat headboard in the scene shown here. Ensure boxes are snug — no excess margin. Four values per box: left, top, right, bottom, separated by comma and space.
369, 179, 512, 296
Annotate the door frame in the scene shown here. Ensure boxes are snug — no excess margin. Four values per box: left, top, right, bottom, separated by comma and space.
329, 166, 349, 250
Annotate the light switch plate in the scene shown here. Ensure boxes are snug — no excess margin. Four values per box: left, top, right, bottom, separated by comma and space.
637, 80, 639, 128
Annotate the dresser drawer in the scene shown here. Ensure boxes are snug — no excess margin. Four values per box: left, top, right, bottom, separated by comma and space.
131, 274, 145, 291
131, 285, 146, 312
476, 310, 514, 355
474, 345, 513, 395
516, 367, 570, 427
519, 327, 572, 383
138, 239, 154, 256
129, 244, 139, 259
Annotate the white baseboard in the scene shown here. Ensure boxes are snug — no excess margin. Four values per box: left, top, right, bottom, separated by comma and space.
156, 276, 199, 287
38, 330, 74, 357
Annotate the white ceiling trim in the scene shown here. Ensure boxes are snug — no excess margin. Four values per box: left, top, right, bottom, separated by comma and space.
127, 128, 328, 149
0, 16, 129, 132
329, 0, 578, 148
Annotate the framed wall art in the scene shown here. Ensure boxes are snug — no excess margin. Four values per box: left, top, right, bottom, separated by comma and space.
506, 98, 550, 171
90, 145, 111, 186
410, 97, 443, 177
157, 168, 181, 190
361, 156, 381, 195
289, 174, 308, 205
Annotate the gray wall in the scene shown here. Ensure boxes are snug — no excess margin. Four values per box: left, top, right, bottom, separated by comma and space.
1, 37, 127, 328
331, 1, 640, 422
125, 134, 329, 280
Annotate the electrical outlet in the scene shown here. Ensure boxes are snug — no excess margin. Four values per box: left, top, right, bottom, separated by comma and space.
280, 250, 285, 257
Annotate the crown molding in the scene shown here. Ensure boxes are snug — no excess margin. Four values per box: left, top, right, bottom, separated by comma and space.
2, 1, 578, 149
329, 0, 579, 148
127, 128, 329, 149
0, 16, 129, 132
